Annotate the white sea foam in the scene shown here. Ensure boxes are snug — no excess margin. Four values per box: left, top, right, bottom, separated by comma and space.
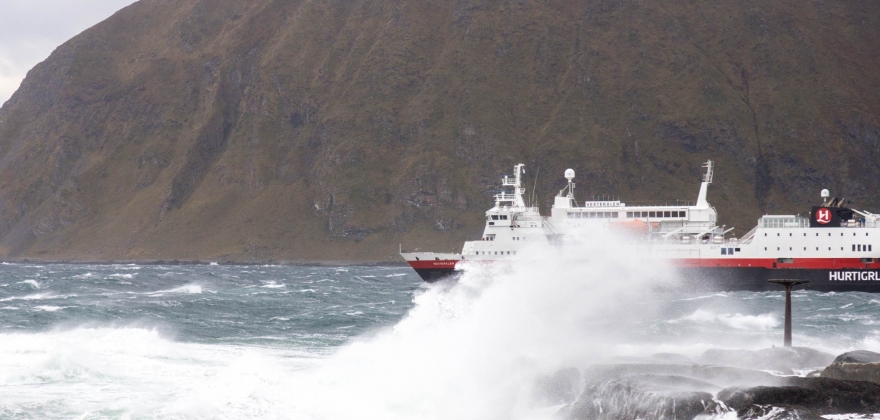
19, 279, 40, 289
108, 273, 135, 279
0, 292, 52, 302
33, 305, 66, 312
115, 265, 142, 270
260, 281, 285, 289
0, 327, 313, 418
676, 309, 779, 330
147, 284, 203, 296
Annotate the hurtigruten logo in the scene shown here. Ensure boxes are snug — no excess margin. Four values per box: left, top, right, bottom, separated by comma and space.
815, 208, 832, 225
830, 271, 880, 281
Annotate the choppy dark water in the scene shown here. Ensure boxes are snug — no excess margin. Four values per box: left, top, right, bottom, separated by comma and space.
0, 262, 878, 419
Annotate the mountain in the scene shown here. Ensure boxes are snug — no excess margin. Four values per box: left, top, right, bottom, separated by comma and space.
0, 0, 878, 262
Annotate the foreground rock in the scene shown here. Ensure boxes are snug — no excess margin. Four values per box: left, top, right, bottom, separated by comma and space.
718, 377, 880, 416
732, 404, 824, 420
558, 363, 783, 419
697, 347, 836, 374
820, 350, 880, 384
561, 377, 715, 420
559, 350, 880, 420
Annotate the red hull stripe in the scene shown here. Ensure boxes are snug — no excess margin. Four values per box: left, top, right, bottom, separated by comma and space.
674, 258, 880, 269
407, 258, 879, 271
406, 258, 879, 270
407, 260, 459, 270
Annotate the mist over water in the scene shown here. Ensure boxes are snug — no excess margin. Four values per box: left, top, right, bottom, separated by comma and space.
2, 234, 880, 419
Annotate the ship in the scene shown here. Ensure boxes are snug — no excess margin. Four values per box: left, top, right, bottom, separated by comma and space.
400, 162, 880, 292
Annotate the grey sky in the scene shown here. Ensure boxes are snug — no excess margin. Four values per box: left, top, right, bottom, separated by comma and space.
0, 0, 136, 106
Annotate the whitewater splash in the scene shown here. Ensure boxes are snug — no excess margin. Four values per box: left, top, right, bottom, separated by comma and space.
2, 238, 880, 419
275, 229, 686, 420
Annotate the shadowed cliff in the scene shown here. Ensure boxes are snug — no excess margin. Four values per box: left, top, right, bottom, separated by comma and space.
0, 0, 878, 262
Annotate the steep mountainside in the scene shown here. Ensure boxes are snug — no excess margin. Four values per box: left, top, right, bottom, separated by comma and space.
0, 0, 879, 262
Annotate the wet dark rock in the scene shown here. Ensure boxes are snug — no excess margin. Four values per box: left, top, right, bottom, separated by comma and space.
820, 350, 880, 384
829, 350, 880, 364
585, 363, 785, 388
736, 404, 823, 420
718, 377, 880, 415
561, 378, 715, 420
697, 347, 836, 373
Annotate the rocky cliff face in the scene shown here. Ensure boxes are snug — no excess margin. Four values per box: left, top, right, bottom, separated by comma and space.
0, 0, 878, 262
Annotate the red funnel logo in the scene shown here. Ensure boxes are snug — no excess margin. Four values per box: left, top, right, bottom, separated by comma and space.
815, 208, 832, 225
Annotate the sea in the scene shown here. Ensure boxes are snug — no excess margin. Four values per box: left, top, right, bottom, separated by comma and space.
2, 239, 880, 419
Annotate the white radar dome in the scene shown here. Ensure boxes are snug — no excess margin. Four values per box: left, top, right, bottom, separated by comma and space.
564, 168, 575, 181
821, 189, 830, 198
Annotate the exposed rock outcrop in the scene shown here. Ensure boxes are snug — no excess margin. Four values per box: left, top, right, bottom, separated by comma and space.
820, 350, 880, 385
697, 347, 836, 374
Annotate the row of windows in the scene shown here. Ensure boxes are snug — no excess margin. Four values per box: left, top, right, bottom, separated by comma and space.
720, 248, 741, 255
567, 212, 619, 219
627, 211, 686, 218
764, 246, 873, 252
766, 232, 870, 236
474, 251, 516, 256
488, 215, 509, 220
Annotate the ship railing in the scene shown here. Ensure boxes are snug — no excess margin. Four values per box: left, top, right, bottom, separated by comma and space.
494, 193, 517, 202
740, 226, 758, 243
603, 199, 695, 208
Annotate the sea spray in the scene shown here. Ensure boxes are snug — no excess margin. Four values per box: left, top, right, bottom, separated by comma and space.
279, 228, 682, 420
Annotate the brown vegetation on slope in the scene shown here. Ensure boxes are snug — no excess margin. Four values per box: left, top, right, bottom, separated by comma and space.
0, 0, 878, 262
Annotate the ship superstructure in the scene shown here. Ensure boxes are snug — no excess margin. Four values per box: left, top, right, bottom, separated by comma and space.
399, 164, 544, 281
547, 161, 880, 291
401, 161, 880, 292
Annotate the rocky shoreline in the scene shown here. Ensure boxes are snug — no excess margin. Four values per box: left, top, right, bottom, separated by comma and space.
555, 348, 880, 419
